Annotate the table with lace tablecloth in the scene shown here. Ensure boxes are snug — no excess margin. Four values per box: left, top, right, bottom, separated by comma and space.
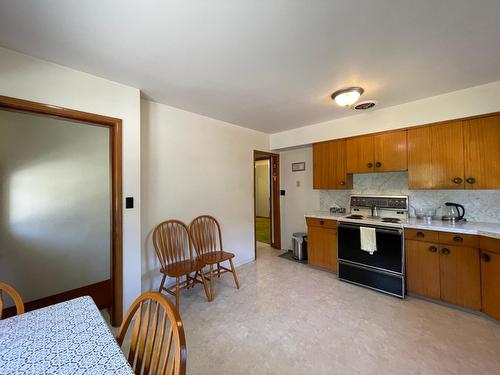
0, 296, 133, 374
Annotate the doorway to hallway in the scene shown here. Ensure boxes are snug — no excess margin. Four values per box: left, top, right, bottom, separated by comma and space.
253, 150, 281, 259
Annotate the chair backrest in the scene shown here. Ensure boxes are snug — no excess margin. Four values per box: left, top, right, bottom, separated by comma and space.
117, 291, 187, 375
0, 282, 25, 319
189, 215, 223, 256
153, 220, 193, 269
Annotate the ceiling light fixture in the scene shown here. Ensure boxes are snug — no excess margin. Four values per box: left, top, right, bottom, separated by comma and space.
331, 87, 364, 107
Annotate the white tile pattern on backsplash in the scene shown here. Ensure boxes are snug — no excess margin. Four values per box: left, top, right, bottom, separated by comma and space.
320, 172, 500, 223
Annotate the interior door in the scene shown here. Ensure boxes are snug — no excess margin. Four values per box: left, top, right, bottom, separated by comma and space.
439, 245, 481, 310
346, 135, 374, 173
405, 240, 440, 299
373, 130, 407, 172
464, 115, 500, 189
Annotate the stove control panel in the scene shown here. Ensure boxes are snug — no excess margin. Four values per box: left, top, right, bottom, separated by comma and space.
350, 195, 408, 211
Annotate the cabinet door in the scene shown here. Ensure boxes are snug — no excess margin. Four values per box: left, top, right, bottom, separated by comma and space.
313, 140, 351, 189
481, 250, 500, 320
307, 225, 337, 272
313, 141, 332, 189
464, 115, 500, 189
408, 121, 464, 189
346, 135, 374, 173
405, 240, 440, 299
439, 245, 481, 310
373, 130, 408, 172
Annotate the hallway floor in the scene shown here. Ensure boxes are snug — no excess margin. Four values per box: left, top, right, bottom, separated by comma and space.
110, 245, 500, 374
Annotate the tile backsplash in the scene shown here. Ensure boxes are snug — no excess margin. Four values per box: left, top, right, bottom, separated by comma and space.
320, 172, 500, 223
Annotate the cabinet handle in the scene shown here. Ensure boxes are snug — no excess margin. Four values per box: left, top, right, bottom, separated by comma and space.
340, 181, 345, 186
319, 220, 324, 225
452, 177, 463, 184
367, 162, 373, 168
416, 231, 425, 238
453, 236, 464, 243
441, 248, 450, 255
466, 177, 476, 184
428, 246, 438, 253
481, 253, 491, 262
375, 162, 382, 168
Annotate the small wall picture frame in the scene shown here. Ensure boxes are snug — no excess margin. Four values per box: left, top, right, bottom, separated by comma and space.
291, 162, 305, 172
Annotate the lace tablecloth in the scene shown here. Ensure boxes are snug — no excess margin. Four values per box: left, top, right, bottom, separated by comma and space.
0, 296, 133, 374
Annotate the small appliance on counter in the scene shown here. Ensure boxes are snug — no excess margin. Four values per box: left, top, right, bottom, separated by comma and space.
440, 202, 466, 223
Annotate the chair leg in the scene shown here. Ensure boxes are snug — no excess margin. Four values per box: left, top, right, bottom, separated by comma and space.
158, 273, 166, 293
229, 258, 240, 289
209, 264, 215, 301
175, 277, 180, 309
199, 268, 212, 302
217, 263, 221, 278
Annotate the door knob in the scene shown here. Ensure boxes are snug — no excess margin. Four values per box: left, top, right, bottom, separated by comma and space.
441, 248, 450, 255
339, 180, 346, 185
466, 177, 476, 184
375, 162, 382, 168
452, 177, 463, 184
428, 246, 438, 253
481, 253, 491, 262
367, 162, 373, 168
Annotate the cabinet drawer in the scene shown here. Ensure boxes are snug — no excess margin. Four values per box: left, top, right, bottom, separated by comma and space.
438, 232, 479, 248
480, 236, 500, 254
306, 217, 337, 229
404, 229, 439, 242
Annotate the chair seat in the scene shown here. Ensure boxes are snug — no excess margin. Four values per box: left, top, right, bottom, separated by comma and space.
197, 251, 235, 265
161, 259, 206, 278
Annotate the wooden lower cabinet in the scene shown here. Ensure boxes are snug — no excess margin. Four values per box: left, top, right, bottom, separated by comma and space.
405, 237, 481, 311
405, 240, 440, 300
439, 245, 481, 310
480, 250, 500, 320
307, 220, 337, 272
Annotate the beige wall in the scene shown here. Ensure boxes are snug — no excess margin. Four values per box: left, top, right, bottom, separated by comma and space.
279, 146, 319, 250
0, 110, 110, 305
141, 100, 269, 291
270, 80, 500, 150
0, 47, 142, 314
255, 160, 270, 218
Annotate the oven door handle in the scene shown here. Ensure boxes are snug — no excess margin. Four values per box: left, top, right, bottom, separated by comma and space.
338, 223, 402, 235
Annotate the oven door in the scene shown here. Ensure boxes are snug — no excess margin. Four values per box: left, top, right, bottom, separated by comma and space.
337, 222, 403, 274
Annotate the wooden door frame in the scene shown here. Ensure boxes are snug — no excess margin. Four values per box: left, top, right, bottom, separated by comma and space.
253, 150, 281, 258
0, 95, 123, 326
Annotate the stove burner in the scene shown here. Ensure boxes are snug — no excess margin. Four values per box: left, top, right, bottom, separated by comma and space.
345, 215, 364, 219
381, 217, 401, 223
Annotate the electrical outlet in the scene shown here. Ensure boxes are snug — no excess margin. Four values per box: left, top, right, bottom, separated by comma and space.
296, 180, 301, 187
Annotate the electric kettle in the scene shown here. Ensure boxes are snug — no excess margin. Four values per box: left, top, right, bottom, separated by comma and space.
441, 202, 465, 222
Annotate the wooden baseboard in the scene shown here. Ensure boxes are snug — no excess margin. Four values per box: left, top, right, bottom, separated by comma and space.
2, 279, 111, 319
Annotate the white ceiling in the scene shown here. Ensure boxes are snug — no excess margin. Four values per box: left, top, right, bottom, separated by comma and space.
1, 1, 500, 133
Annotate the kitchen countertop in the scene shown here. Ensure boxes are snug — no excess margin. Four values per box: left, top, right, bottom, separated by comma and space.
404, 218, 500, 239
304, 212, 500, 239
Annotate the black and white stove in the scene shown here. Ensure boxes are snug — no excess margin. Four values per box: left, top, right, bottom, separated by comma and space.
337, 195, 409, 298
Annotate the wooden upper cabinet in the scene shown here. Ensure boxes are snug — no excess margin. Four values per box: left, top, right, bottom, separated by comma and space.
313, 140, 351, 190
346, 135, 374, 173
373, 130, 407, 172
464, 115, 500, 189
408, 120, 464, 189
347, 130, 407, 174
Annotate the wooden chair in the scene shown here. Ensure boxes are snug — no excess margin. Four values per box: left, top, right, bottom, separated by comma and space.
117, 291, 187, 375
153, 219, 211, 308
0, 282, 25, 319
189, 215, 240, 300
